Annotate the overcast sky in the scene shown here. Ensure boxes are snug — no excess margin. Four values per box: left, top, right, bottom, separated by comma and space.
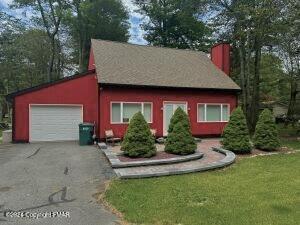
0, 0, 147, 45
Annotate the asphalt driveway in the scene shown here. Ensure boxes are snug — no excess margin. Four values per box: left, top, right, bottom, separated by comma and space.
0, 142, 119, 225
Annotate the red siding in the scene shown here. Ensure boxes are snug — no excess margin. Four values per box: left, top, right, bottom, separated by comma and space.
13, 73, 98, 142
99, 86, 237, 139
211, 43, 230, 75
88, 49, 95, 71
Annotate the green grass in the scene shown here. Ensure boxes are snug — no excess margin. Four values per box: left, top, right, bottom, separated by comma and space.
277, 124, 299, 137
105, 153, 300, 225
281, 138, 300, 150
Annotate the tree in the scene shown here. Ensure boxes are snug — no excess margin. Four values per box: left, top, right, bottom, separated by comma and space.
135, 0, 211, 51
121, 112, 156, 158
12, 0, 69, 81
210, 0, 286, 133
66, 0, 130, 71
165, 107, 196, 155
222, 107, 252, 153
253, 109, 280, 150
276, 0, 300, 119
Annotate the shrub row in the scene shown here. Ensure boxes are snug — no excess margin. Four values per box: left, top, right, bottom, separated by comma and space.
121, 106, 280, 158
121, 108, 196, 158
222, 107, 280, 153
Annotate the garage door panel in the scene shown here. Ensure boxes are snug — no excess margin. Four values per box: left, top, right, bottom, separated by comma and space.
30, 105, 83, 142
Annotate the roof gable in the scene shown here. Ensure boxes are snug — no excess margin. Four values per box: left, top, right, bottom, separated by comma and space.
91, 39, 240, 90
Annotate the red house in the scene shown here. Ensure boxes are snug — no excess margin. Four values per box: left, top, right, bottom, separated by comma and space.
7, 40, 240, 142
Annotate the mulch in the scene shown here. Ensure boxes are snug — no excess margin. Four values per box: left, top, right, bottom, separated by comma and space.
118, 151, 182, 162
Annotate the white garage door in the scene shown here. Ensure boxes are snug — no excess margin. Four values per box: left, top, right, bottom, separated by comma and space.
30, 105, 83, 142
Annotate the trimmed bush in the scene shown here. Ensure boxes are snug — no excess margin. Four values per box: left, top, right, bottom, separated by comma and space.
121, 112, 156, 158
253, 109, 280, 151
165, 107, 196, 155
221, 107, 252, 153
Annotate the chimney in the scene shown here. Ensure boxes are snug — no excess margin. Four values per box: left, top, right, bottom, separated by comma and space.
88, 48, 95, 71
210, 42, 230, 75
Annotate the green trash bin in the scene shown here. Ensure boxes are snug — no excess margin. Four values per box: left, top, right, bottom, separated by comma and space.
79, 123, 94, 146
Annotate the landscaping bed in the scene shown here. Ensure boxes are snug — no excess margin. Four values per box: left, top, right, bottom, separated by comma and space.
119, 151, 196, 162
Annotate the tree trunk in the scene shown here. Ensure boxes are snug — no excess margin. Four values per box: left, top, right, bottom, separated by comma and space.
249, 38, 262, 133
287, 79, 298, 118
47, 37, 55, 82
238, 41, 247, 113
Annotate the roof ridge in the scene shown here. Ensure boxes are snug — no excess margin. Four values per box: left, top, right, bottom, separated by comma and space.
91, 39, 209, 56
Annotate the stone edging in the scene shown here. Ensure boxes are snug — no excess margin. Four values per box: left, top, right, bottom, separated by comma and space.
102, 147, 204, 168
116, 147, 236, 179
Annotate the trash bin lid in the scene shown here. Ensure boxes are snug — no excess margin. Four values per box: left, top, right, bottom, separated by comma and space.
79, 122, 94, 127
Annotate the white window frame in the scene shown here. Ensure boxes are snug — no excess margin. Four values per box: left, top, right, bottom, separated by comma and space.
197, 103, 230, 123
110, 102, 153, 124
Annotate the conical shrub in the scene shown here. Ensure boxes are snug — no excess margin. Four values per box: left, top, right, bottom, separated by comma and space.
121, 112, 156, 157
165, 107, 196, 155
253, 109, 280, 151
221, 107, 252, 153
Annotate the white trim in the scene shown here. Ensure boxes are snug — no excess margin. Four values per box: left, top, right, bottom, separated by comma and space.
163, 101, 188, 136
29, 104, 84, 142
110, 101, 153, 124
197, 103, 230, 123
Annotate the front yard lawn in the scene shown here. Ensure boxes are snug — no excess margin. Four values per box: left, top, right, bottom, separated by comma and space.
105, 153, 300, 225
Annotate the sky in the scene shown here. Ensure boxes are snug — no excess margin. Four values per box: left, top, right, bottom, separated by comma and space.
0, 0, 147, 45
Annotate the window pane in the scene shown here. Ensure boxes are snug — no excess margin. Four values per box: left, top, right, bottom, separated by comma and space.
123, 103, 142, 122
165, 104, 174, 133
206, 105, 221, 121
112, 103, 121, 122
144, 103, 152, 122
198, 104, 205, 121
175, 104, 186, 112
222, 105, 229, 121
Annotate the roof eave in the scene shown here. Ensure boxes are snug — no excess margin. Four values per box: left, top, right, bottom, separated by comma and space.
99, 82, 241, 92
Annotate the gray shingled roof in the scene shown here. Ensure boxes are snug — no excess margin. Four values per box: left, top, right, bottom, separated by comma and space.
91, 39, 240, 90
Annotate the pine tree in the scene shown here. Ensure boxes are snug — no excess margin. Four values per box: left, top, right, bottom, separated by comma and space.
121, 112, 156, 157
253, 109, 280, 151
165, 107, 196, 155
222, 107, 252, 153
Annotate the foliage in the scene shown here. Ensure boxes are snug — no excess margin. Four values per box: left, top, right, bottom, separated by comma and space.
253, 109, 280, 150
276, 0, 300, 118
12, 0, 71, 81
222, 107, 252, 153
134, 0, 211, 51
259, 54, 287, 102
106, 153, 300, 225
121, 112, 156, 158
165, 107, 196, 155
277, 124, 300, 137
65, 0, 130, 71
210, 0, 288, 133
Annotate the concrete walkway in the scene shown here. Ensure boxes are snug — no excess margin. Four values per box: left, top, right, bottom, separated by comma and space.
0, 142, 118, 225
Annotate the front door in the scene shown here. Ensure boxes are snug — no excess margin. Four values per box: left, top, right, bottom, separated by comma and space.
163, 102, 187, 136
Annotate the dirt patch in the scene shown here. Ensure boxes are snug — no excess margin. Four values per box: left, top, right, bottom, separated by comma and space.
236, 147, 295, 159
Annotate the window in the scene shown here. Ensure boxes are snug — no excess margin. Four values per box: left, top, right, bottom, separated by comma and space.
111, 102, 152, 123
197, 104, 230, 122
